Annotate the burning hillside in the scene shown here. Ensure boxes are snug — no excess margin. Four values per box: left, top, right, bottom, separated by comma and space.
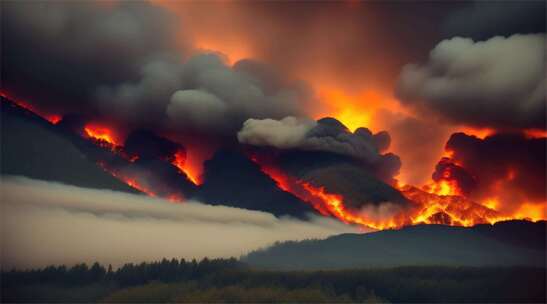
249, 151, 537, 230
0, 1, 544, 232
3, 94, 543, 230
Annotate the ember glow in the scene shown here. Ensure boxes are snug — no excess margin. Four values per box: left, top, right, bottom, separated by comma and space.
250, 156, 400, 230
83, 124, 121, 148
170, 149, 202, 185
2, 1, 545, 234
96, 161, 182, 203
3, 88, 545, 231
0, 91, 62, 124
249, 152, 543, 230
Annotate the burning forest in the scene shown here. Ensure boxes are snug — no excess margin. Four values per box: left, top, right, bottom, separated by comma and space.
2, 90, 544, 230
1, 3, 546, 303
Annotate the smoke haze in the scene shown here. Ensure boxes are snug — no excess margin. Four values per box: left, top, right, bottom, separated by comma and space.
1, 176, 357, 269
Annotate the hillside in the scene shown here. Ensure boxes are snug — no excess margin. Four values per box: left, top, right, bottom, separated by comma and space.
243, 220, 546, 269
1, 98, 138, 193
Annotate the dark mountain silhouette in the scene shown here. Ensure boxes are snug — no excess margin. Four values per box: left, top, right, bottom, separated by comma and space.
243, 220, 546, 269
194, 149, 318, 218
1, 98, 138, 193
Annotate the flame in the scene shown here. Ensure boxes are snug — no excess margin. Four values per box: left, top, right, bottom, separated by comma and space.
1, 91, 62, 124
399, 185, 501, 227
170, 149, 203, 185
97, 161, 183, 203
423, 159, 465, 197
424, 179, 461, 197
96, 161, 155, 198
513, 203, 545, 222
524, 129, 547, 138
251, 154, 543, 230
460, 127, 495, 139
252, 158, 399, 230
83, 124, 120, 147
5, 89, 544, 228
482, 198, 499, 210
300, 182, 400, 230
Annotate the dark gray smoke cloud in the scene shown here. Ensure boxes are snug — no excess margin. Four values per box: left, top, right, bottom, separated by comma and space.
238, 117, 400, 178
1, 1, 181, 119
445, 132, 546, 213
396, 34, 546, 130
1, 1, 313, 136
165, 55, 313, 134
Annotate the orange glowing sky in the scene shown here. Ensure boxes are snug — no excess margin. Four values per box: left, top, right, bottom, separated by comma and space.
149, 0, 546, 188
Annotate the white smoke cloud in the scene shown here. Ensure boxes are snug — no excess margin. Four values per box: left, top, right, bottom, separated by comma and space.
237, 117, 399, 178
237, 116, 316, 149
396, 34, 546, 129
0, 176, 358, 269
168, 89, 228, 129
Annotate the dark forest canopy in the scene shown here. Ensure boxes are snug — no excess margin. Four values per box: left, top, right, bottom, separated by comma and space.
2, 258, 545, 303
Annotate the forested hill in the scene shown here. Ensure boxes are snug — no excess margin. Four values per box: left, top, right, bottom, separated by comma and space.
243, 220, 546, 270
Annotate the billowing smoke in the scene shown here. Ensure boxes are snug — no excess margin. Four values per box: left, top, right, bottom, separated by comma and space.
238, 117, 317, 149
238, 117, 400, 178
164, 55, 313, 134
2, 1, 182, 118
396, 34, 546, 130
2, 1, 314, 137
441, 132, 546, 213
1, 176, 357, 269
373, 109, 455, 185
237, 117, 410, 217
431, 157, 477, 196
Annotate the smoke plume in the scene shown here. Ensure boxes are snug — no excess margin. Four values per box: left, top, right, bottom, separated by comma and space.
396, 34, 546, 130
239, 117, 400, 178
2, 1, 314, 137
442, 132, 546, 214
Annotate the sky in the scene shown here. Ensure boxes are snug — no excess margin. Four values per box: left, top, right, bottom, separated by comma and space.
0, 1, 545, 267
2, 0, 544, 186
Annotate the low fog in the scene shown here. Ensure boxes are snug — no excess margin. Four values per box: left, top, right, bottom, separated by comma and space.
1, 176, 358, 269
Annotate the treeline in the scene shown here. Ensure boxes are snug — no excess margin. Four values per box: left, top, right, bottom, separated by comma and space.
2, 257, 243, 288
2, 258, 546, 303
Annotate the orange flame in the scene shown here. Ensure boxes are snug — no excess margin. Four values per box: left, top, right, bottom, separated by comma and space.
170, 149, 203, 185
83, 124, 120, 147
251, 154, 543, 230
253, 158, 399, 230
97, 161, 183, 203
1, 91, 62, 124
424, 179, 461, 196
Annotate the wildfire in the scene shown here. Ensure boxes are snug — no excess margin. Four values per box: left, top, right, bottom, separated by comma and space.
398, 185, 501, 226
97, 161, 183, 203
170, 149, 202, 185
460, 127, 495, 139
83, 124, 120, 147
513, 203, 545, 222
1, 91, 62, 124
252, 158, 400, 230
424, 179, 461, 196
250, 153, 544, 230
3, 92, 544, 229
